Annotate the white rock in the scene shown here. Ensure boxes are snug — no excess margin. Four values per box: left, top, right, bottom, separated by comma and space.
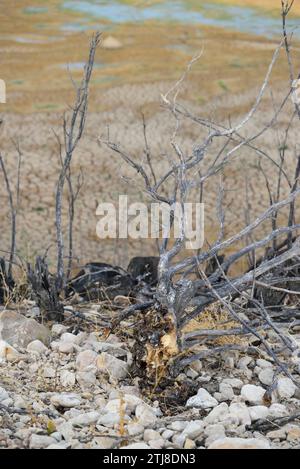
182, 420, 204, 439
76, 371, 97, 388
58, 342, 75, 354
204, 403, 229, 424
172, 433, 186, 448
144, 429, 161, 442
269, 403, 289, 418
43, 367, 56, 379
50, 393, 82, 408
51, 432, 62, 442
148, 438, 165, 449
169, 421, 188, 431
121, 443, 151, 449
277, 377, 296, 399
218, 383, 234, 401
237, 357, 253, 369
229, 402, 251, 426
60, 370, 76, 387
14, 395, 27, 409
61, 332, 77, 343
51, 324, 67, 336
92, 437, 115, 449
55, 421, 74, 441
122, 394, 143, 413
0, 340, 21, 362
0, 310, 50, 347
135, 403, 157, 426
0, 386, 9, 402
97, 412, 130, 427
76, 350, 97, 372
241, 384, 266, 405
29, 434, 56, 449
127, 423, 144, 436
257, 359, 273, 369
186, 388, 218, 409
105, 399, 128, 414
267, 428, 287, 440
27, 340, 48, 354
70, 411, 100, 427
205, 424, 226, 446
222, 378, 243, 389
208, 437, 270, 449
249, 406, 269, 422
258, 368, 274, 386
96, 352, 129, 381
162, 429, 174, 440
47, 443, 69, 449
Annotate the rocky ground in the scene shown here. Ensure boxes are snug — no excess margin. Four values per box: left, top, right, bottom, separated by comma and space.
0, 303, 300, 450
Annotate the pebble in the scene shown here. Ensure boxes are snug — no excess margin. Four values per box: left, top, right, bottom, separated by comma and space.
258, 368, 274, 386
222, 378, 244, 389
148, 438, 165, 449
286, 425, 300, 441
208, 437, 270, 449
127, 423, 144, 436
76, 371, 97, 388
186, 388, 218, 409
50, 393, 82, 408
58, 342, 75, 354
269, 403, 289, 418
267, 428, 287, 440
51, 324, 67, 336
26, 340, 48, 355
0, 340, 21, 362
218, 382, 235, 401
277, 377, 297, 399
29, 434, 56, 449
248, 406, 269, 422
162, 429, 174, 440
76, 350, 97, 372
135, 403, 157, 426
144, 429, 161, 442
70, 411, 100, 427
182, 420, 204, 439
184, 438, 196, 449
241, 384, 266, 405
205, 424, 226, 446
60, 333, 78, 344
204, 403, 229, 424
121, 443, 151, 450
237, 357, 253, 369
256, 359, 273, 369
0, 386, 9, 402
60, 370, 76, 387
43, 367, 56, 378
229, 402, 251, 426
96, 352, 129, 381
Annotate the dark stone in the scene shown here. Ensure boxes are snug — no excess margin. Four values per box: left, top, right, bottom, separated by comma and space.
127, 256, 159, 285
66, 262, 134, 300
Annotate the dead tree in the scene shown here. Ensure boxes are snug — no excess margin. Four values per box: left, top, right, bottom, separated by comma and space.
100, 6, 300, 383
26, 34, 100, 319
55, 32, 101, 292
